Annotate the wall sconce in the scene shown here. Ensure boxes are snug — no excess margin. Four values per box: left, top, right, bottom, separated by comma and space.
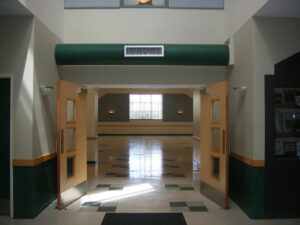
107, 109, 116, 115
233, 86, 247, 95
39, 86, 54, 95
177, 110, 184, 115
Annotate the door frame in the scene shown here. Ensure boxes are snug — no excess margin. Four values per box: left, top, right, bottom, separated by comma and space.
0, 74, 14, 218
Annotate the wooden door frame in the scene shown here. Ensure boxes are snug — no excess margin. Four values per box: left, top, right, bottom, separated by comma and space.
0, 74, 14, 218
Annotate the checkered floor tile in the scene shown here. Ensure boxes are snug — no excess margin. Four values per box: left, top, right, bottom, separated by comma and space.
163, 164, 180, 168
112, 164, 129, 168
162, 173, 186, 177
105, 172, 129, 177
80, 201, 118, 212
169, 201, 208, 212
165, 184, 194, 191
96, 184, 124, 190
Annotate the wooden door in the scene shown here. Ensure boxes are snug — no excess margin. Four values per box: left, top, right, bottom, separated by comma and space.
56, 80, 87, 209
200, 81, 229, 209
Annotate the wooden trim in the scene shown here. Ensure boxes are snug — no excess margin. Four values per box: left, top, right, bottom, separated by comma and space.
87, 136, 99, 140
192, 136, 201, 142
230, 152, 265, 167
13, 152, 57, 167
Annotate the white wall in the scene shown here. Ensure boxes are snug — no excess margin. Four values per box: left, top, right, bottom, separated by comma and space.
0, 16, 34, 159
32, 18, 61, 158
18, 0, 64, 40
60, 65, 227, 85
64, 9, 225, 44
252, 17, 300, 159
224, 0, 268, 40
226, 19, 254, 159
0, 16, 61, 159
227, 17, 300, 160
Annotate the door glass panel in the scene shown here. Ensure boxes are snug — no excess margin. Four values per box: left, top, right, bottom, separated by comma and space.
212, 101, 220, 122
67, 100, 75, 122
67, 156, 75, 178
67, 128, 75, 150
212, 157, 220, 179
212, 128, 220, 151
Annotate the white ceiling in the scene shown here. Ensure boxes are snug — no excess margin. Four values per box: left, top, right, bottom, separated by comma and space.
0, 0, 31, 16
255, 0, 300, 18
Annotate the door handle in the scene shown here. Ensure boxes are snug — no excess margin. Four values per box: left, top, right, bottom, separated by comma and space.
222, 129, 226, 154
60, 129, 64, 154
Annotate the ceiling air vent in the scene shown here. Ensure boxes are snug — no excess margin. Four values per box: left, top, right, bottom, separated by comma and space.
124, 45, 164, 57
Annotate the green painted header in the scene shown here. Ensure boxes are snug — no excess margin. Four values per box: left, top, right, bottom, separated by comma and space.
55, 44, 229, 66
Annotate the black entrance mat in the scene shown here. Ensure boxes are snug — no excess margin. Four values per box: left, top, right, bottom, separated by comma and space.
101, 213, 187, 225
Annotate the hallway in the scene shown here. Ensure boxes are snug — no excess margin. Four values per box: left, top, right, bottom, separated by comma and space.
1, 136, 300, 225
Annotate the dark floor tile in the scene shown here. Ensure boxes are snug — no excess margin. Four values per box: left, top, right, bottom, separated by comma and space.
169, 202, 188, 207
188, 206, 208, 212
116, 174, 129, 177
97, 184, 111, 188
165, 184, 179, 188
179, 187, 194, 190
106, 173, 117, 176
97, 207, 117, 212
82, 201, 101, 207
109, 186, 123, 190
174, 174, 186, 177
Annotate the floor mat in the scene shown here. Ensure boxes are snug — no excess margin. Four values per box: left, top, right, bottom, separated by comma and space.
101, 213, 187, 225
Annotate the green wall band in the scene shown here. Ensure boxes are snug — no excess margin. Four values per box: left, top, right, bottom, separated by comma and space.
55, 44, 229, 66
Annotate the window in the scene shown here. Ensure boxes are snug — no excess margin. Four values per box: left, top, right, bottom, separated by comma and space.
130, 94, 162, 120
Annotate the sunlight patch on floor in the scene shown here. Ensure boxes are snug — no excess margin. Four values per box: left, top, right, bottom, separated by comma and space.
81, 183, 155, 204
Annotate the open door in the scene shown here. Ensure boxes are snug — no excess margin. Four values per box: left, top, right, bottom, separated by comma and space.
200, 81, 229, 209
56, 80, 87, 209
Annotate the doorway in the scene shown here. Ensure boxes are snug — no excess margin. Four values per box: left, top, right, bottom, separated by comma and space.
56, 81, 229, 212
0, 76, 13, 217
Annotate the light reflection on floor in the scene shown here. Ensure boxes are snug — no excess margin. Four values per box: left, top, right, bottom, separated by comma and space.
97, 136, 194, 179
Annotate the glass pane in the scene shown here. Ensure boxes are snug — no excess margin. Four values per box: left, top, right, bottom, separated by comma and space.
212, 129, 220, 151
67, 128, 75, 150
212, 157, 220, 179
67, 100, 75, 121
212, 101, 220, 122
67, 157, 75, 178
129, 94, 162, 120
124, 0, 166, 7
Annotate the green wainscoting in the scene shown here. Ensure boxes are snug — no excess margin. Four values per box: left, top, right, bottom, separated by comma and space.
55, 44, 229, 66
229, 156, 265, 219
13, 158, 56, 218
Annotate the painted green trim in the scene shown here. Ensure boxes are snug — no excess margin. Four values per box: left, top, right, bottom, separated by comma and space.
13, 158, 56, 218
55, 44, 229, 66
121, 0, 169, 8
229, 156, 265, 219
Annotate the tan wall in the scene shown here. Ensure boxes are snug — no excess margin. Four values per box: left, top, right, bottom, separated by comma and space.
64, 9, 225, 44
98, 121, 193, 135
224, 0, 268, 40
18, 0, 64, 39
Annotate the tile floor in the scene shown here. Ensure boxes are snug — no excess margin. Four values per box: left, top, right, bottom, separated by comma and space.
1, 136, 300, 225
